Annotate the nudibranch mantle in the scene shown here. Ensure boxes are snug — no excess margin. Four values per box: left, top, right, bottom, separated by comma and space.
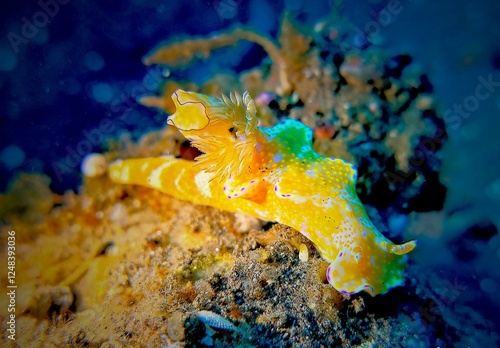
108, 89, 416, 296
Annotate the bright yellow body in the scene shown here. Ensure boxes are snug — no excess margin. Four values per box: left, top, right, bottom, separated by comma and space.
108, 90, 416, 296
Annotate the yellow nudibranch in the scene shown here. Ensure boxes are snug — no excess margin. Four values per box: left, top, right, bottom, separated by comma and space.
108, 90, 416, 296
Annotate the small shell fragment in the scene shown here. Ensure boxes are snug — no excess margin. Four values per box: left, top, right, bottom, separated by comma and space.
299, 243, 309, 262
81, 153, 107, 177
195, 310, 238, 332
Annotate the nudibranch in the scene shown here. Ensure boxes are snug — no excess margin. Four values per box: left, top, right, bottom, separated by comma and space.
108, 90, 416, 296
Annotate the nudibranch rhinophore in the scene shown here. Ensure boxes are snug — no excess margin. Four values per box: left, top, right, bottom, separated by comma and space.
108, 90, 416, 296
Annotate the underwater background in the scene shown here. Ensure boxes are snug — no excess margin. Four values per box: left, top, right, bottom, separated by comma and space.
1, 0, 500, 346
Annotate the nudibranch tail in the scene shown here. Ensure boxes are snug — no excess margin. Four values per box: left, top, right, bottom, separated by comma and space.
108, 156, 221, 206
107, 156, 265, 215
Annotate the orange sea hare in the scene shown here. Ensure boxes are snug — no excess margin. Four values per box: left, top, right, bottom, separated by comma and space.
108, 90, 416, 296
